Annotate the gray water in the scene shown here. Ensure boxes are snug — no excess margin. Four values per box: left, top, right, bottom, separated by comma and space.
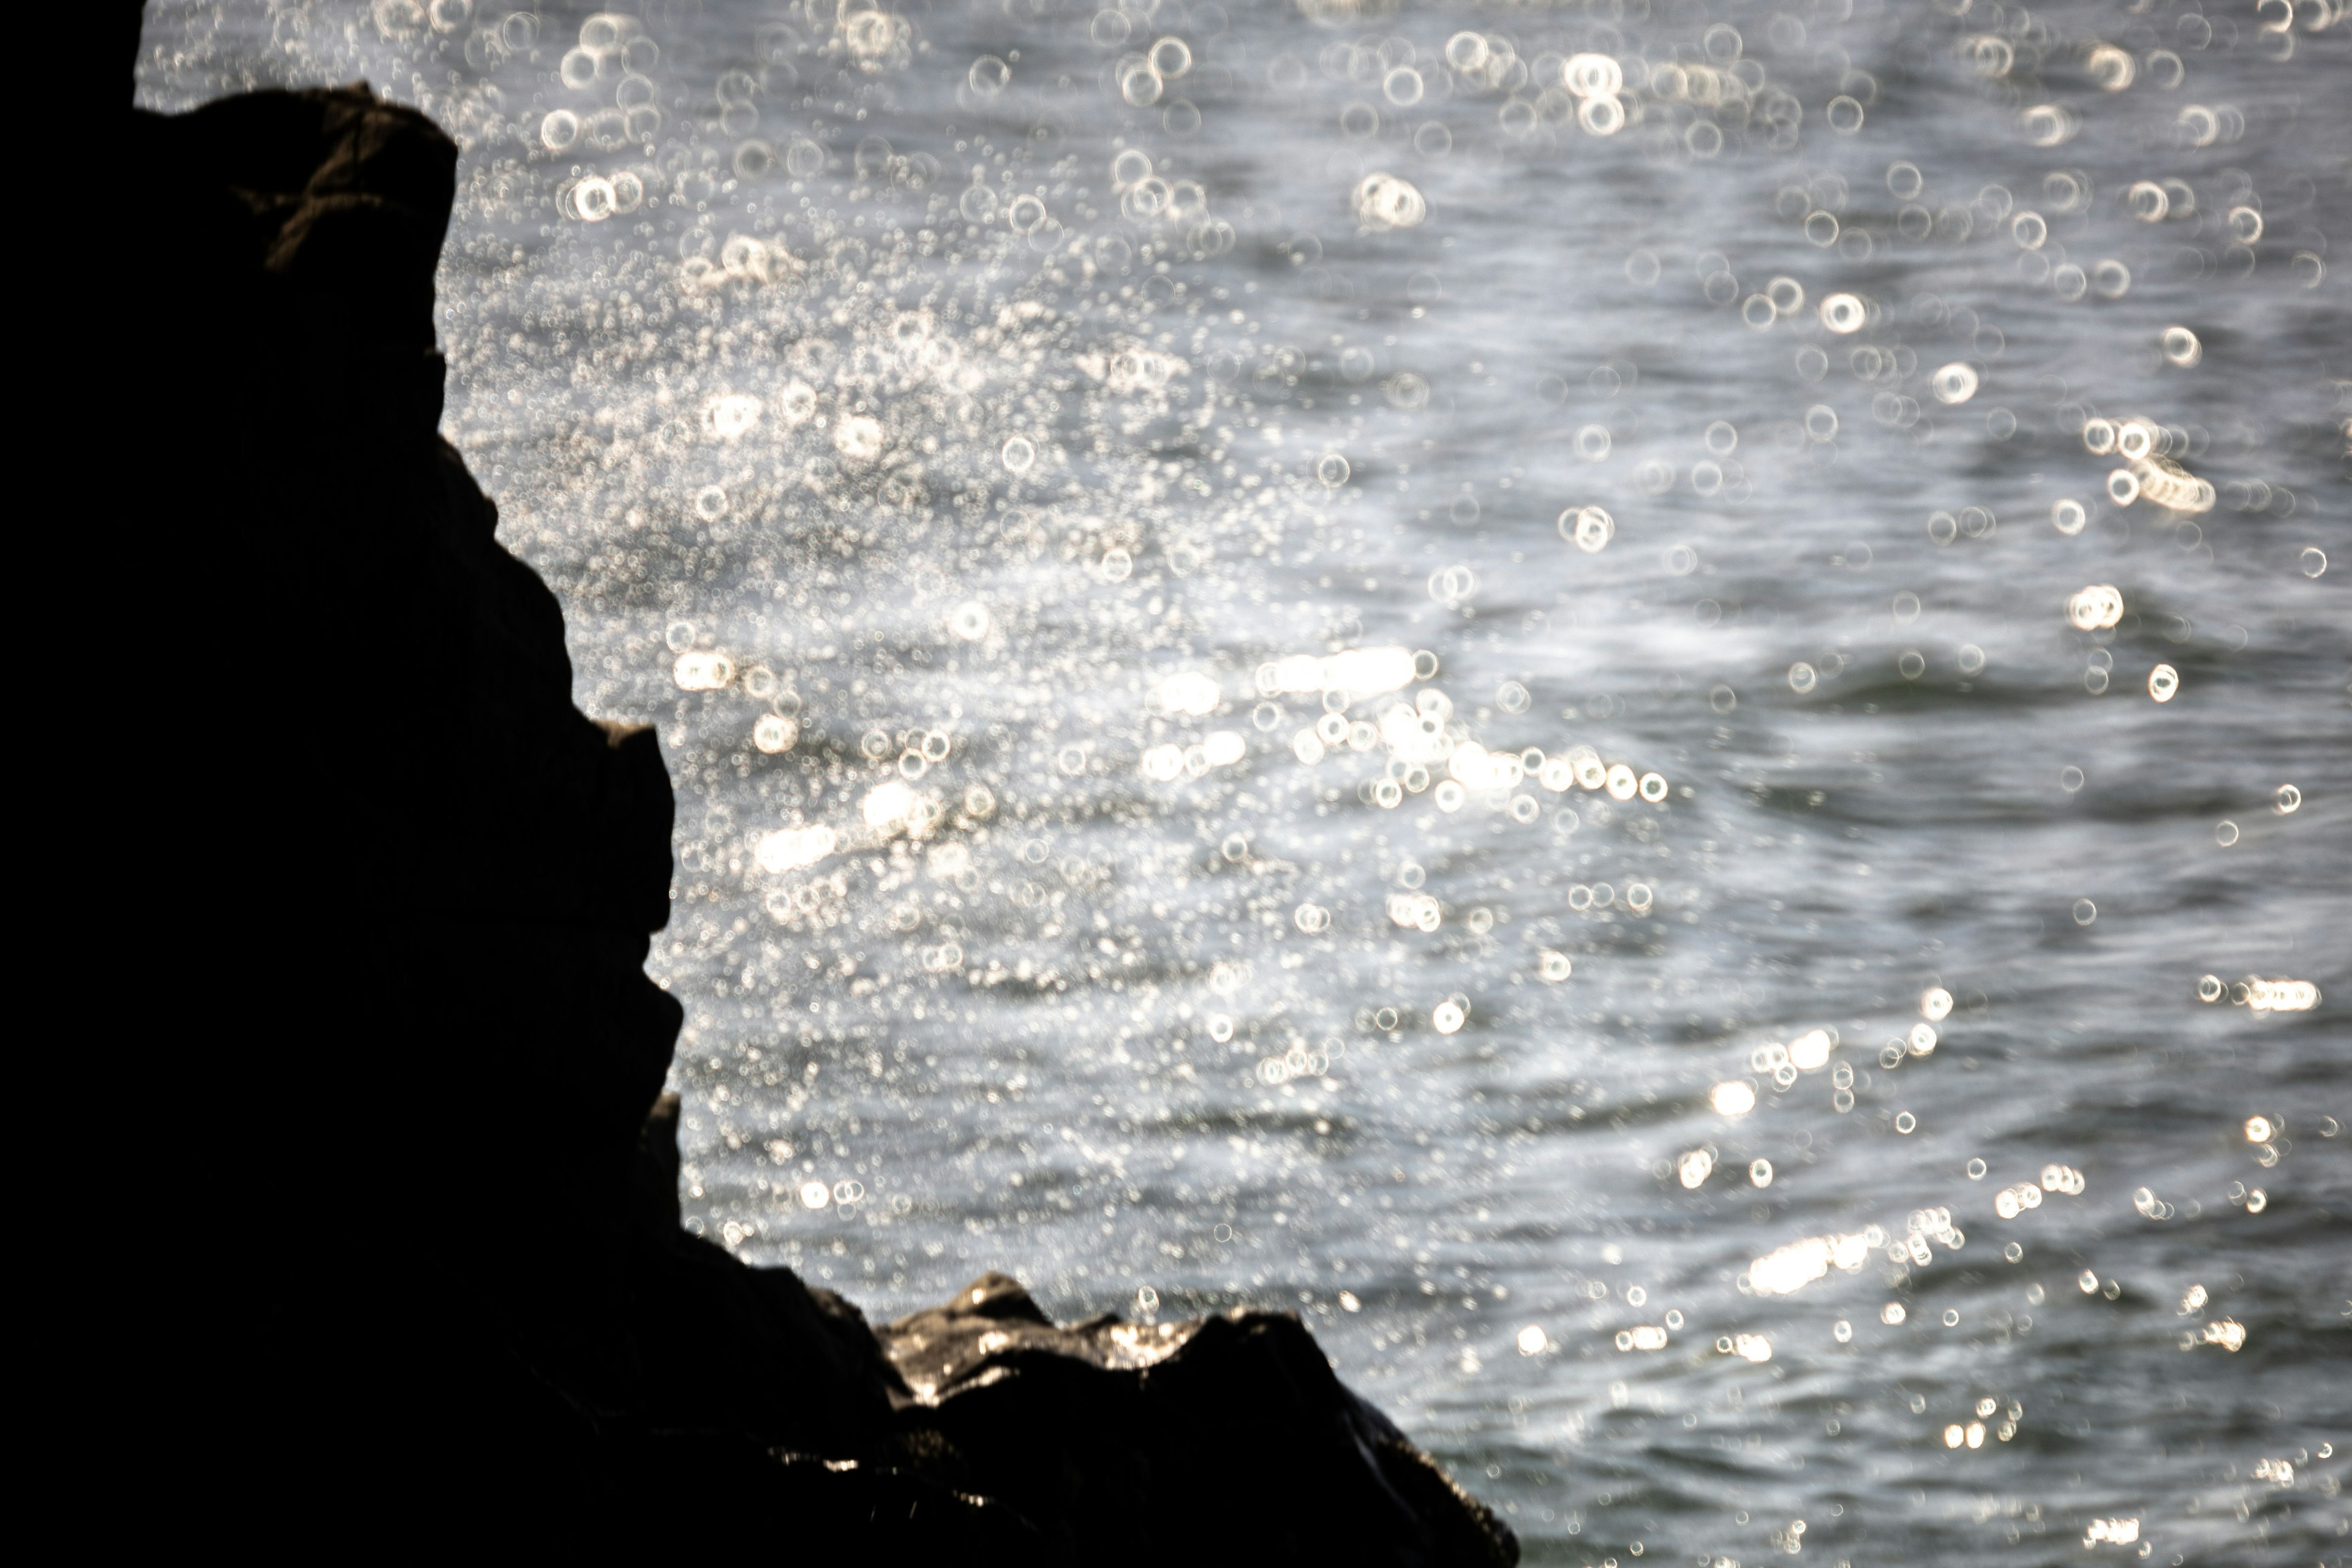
139, 1, 2350, 1560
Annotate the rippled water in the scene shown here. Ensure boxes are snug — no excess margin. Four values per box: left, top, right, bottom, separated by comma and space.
140, 1, 2349, 1560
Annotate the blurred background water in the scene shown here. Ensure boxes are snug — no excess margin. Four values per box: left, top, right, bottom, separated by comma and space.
139, 0, 2350, 1559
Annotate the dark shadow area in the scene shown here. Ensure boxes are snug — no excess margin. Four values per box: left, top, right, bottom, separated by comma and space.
105, 17, 1513, 1557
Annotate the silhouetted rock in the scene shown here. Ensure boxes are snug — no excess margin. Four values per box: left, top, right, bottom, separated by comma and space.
625, 1093, 907, 1453
874, 1271, 1518, 1565
618, 1102, 1515, 1561
121, 72, 696, 1517
113, 54, 1513, 1562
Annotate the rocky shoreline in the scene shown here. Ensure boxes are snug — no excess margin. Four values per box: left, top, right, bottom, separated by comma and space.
122, 69, 1512, 1561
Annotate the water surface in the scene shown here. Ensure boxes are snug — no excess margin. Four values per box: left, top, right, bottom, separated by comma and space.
140, 2, 2350, 1560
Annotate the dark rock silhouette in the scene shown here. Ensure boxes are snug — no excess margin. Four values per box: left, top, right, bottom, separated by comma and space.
872, 1268, 1517, 1564
116, 62, 1515, 1563
631, 1097, 1517, 1563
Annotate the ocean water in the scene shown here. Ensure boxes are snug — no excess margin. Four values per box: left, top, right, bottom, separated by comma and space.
138, 1, 2350, 1560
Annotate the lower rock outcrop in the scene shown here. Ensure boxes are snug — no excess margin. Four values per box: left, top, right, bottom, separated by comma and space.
114, 55, 1514, 1564
629, 1097, 1517, 1562
873, 1271, 1516, 1564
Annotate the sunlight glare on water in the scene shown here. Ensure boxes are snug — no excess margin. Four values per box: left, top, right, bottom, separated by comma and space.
137, 1, 2348, 1561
